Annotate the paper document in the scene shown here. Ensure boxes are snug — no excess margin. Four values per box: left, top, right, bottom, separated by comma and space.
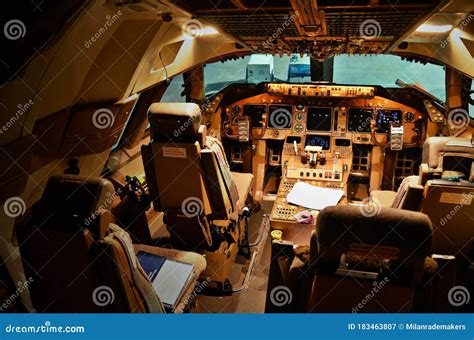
153, 260, 194, 308
286, 181, 344, 210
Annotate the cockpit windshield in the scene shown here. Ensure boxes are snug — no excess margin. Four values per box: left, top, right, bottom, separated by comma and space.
203, 53, 446, 101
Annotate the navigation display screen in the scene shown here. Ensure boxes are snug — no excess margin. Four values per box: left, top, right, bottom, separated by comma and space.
268, 105, 292, 129
305, 135, 331, 150
307, 107, 332, 131
348, 108, 373, 132
376, 109, 402, 132
243, 104, 266, 128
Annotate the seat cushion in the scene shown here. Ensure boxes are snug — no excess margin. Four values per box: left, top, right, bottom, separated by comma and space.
370, 190, 397, 207
231, 171, 254, 214
133, 244, 207, 313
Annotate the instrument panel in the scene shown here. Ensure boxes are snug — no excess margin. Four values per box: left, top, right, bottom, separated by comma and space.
222, 83, 426, 149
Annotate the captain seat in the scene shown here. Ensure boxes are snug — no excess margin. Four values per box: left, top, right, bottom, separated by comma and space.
307, 205, 432, 312
141, 102, 253, 290
418, 137, 474, 258
18, 175, 205, 312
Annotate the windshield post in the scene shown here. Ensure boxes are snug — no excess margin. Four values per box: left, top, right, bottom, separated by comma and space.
310, 56, 334, 82
183, 65, 205, 104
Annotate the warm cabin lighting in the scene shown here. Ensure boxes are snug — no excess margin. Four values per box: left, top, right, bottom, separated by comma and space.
201, 27, 219, 36
182, 22, 219, 40
415, 23, 453, 34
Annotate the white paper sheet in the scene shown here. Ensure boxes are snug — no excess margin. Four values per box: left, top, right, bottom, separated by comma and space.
286, 181, 344, 210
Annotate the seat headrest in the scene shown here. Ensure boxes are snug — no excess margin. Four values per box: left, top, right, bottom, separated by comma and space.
148, 103, 202, 142
34, 175, 116, 238
314, 205, 432, 280
422, 137, 474, 170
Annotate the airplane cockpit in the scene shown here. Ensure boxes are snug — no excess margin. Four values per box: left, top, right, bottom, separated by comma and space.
0, 0, 473, 318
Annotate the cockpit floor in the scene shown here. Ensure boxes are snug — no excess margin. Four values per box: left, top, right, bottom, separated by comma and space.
198, 201, 274, 313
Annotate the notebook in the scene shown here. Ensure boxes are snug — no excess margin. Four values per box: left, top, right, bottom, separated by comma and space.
137, 251, 195, 311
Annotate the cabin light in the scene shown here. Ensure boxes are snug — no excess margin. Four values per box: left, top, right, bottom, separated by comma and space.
182, 23, 219, 40
201, 27, 219, 36
415, 24, 453, 34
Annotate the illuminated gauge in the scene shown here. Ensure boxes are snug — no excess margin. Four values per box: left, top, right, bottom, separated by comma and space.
232, 106, 241, 116
295, 113, 304, 122
296, 103, 305, 110
404, 111, 415, 122
294, 123, 304, 133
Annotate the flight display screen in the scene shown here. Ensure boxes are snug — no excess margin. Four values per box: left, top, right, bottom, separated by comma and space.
376, 109, 402, 132
306, 107, 332, 131
243, 104, 266, 128
348, 108, 373, 132
268, 105, 292, 129
305, 135, 331, 150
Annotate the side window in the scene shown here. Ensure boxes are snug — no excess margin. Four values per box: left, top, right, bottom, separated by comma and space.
160, 75, 185, 102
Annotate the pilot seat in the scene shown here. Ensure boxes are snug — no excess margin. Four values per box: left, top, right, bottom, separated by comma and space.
307, 205, 433, 312
17, 175, 206, 313
141, 102, 254, 293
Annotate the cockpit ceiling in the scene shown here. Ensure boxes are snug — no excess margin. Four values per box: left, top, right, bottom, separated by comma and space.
175, 0, 444, 60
